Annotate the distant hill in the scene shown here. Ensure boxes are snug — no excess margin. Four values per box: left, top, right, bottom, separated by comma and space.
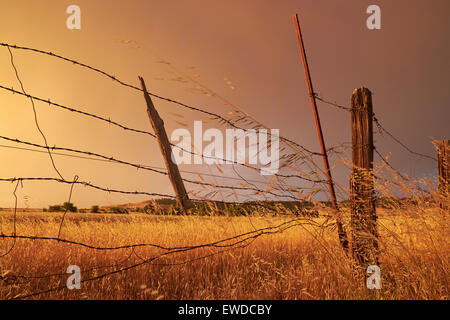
100, 198, 177, 211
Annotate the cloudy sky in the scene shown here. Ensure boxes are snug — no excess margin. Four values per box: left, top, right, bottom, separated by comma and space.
0, 0, 448, 208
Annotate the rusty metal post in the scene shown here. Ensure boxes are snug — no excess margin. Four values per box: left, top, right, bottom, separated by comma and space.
293, 13, 349, 252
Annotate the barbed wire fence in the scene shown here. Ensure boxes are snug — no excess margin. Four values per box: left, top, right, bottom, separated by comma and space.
0, 42, 441, 299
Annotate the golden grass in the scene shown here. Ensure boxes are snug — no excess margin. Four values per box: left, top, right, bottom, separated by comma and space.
0, 209, 448, 300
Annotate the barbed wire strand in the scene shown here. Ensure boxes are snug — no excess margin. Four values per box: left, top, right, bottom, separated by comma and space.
1, 43, 434, 196
0, 143, 318, 189
0, 177, 177, 199
315, 94, 437, 162
0, 217, 327, 252
0, 180, 21, 258
0, 135, 317, 200
0, 43, 324, 158
0, 42, 439, 300
6, 218, 328, 299
56, 175, 79, 239
0, 84, 325, 184
6, 47, 65, 180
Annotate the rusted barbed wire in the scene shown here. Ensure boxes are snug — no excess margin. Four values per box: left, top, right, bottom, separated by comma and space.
0, 135, 320, 200
1, 42, 433, 192
2, 217, 332, 299
0, 180, 21, 258
314, 94, 437, 162
0, 43, 325, 158
0, 41, 439, 301
6, 47, 65, 180
0, 84, 326, 184
56, 175, 79, 240
372, 116, 437, 162
0, 43, 254, 127
374, 148, 431, 195
315, 96, 351, 111
0, 143, 320, 190
0, 42, 334, 194
2, 248, 136, 285
0, 217, 329, 252
0, 177, 177, 199
0, 85, 157, 138
0, 135, 167, 175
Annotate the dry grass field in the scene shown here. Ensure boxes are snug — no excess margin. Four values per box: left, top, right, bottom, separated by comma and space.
0, 207, 448, 300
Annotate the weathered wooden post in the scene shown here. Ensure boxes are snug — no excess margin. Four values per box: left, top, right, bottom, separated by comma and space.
350, 88, 378, 265
139, 76, 192, 212
437, 140, 449, 213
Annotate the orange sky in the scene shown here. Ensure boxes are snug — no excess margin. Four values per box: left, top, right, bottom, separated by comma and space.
1, 0, 449, 208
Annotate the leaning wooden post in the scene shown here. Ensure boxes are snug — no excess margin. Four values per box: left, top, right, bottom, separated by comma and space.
350, 87, 378, 266
139, 76, 191, 212
437, 140, 450, 213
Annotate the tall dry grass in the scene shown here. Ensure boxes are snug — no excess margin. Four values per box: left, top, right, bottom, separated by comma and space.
0, 206, 447, 300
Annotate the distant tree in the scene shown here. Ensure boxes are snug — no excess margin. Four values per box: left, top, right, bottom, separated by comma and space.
62, 202, 77, 212
48, 202, 78, 212
48, 205, 63, 212
142, 204, 155, 214
91, 205, 99, 213
110, 207, 128, 214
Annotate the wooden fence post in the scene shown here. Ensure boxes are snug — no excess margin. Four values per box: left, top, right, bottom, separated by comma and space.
350, 87, 378, 265
437, 140, 449, 213
139, 76, 192, 212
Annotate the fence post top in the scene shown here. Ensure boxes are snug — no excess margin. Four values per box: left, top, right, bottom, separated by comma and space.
434, 140, 450, 148
352, 87, 371, 95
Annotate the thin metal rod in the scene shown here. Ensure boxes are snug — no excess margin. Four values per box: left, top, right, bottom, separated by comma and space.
292, 13, 349, 250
